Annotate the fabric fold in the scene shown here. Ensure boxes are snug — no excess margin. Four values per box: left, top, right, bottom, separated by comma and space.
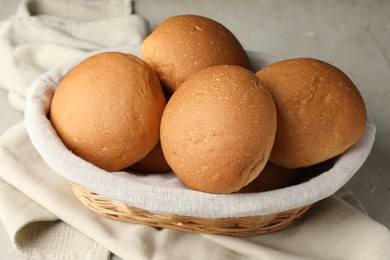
0, 123, 111, 260
0, 0, 149, 111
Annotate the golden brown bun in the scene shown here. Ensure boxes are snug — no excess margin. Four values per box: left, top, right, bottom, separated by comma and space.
160, 65, 277, 194
130, 142, 172, 173
256, 58, 367, 169
50, 52, 166, 172
141, 14, 251, 93
238, 162, 301, 193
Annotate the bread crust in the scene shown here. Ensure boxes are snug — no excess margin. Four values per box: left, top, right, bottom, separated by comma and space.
237, 162, 301, 193
50, 52, 166, 171
141, 14, 251, 93
130, 142, 171, 173
160, 65, 276, 194
256, 58, 367, 168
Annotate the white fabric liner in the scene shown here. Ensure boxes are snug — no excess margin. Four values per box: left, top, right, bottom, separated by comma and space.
24, 45, 376, 218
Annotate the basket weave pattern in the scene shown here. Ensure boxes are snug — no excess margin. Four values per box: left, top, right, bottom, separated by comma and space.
70, 182, 312, 236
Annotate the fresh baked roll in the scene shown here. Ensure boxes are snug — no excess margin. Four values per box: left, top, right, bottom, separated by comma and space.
130, 142, 171, 173
160, 65, 277, 194
256, 58, 367, 169
238, 162, 302, 193
50, 52, 166, 172
141, 14, 251, 93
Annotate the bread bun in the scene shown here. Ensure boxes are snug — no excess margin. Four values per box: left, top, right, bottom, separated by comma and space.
256, 58, 367, 169
130, 142, 171, 173
50, 52, 166, 172
160, 65, 277, 194
141, 14, 251, 93
238, 162, 301, 193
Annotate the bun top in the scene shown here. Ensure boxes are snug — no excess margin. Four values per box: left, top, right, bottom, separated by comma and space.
160, 65, 277, 194
50, 52, 166, 172
141, 14, 251, 93
256, 58, 367, 168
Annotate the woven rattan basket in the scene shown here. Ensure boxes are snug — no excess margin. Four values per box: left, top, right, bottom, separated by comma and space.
25, 45, 376, 238
69, 181, 312, 236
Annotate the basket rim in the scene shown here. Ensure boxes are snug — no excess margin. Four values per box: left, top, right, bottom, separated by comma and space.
69, 181, 313, 236
24, 45, 376, 219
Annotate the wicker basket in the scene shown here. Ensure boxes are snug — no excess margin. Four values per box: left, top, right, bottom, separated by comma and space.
25, 45, 376, 238
69, 181, 312, 236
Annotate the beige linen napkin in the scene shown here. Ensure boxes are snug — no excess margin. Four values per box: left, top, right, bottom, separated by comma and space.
0, 178, 110, 259
1, 122, 390, 260
0, 0, 149, 111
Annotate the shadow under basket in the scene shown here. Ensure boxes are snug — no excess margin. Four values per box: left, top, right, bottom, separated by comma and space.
69, 181, 312, 237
